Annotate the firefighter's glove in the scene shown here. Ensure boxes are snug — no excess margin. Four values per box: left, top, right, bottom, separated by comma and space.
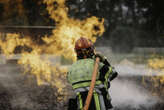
109, 67, 118, 81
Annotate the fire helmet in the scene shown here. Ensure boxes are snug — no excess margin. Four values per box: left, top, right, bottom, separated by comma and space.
75, 37, 93, 50
75, 37, 94, 59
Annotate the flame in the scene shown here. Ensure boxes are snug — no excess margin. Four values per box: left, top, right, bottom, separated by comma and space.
144, 56, 164, 96
0, 33, 33, 56
0, 0, 105, 99
148, 58, 164, 83
43, 0, 104, 61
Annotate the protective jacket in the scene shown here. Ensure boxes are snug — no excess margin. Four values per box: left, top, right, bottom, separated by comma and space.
67, 55, 117, 110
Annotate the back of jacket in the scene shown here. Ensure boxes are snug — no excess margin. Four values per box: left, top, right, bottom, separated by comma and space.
67, 58, 104, 85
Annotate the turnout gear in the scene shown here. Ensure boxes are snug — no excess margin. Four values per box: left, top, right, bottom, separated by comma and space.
94, 54, 118, 82
67, 59, 104, 86
67, 58, 117, 110
67, 38, 118, 110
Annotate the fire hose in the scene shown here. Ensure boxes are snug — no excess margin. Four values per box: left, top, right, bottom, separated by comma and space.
83, 57, 100, 110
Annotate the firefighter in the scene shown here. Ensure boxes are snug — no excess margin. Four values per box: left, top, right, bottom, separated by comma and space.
67, 37, 118, 110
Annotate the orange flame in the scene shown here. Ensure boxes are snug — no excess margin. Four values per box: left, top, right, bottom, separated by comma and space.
0, 0, 105, 97
43, 0, 104, 61
148, 58, 164, 83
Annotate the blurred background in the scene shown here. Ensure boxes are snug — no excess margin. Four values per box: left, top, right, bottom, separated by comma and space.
0, 0, 164, 110
0, 0, 164, 52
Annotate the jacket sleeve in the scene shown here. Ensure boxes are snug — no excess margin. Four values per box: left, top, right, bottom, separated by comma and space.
96, 54, 118, 82
95, 53, 111, 66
